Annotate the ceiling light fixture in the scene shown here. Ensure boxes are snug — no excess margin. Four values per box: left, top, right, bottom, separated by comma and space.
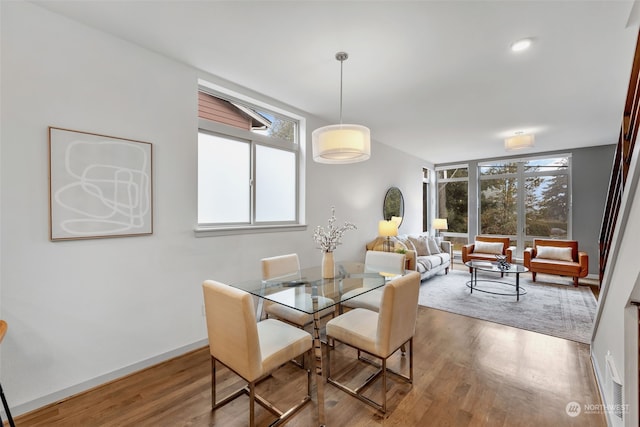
510, 38, 533, 52
312, 52, 371, 164
505, 132, 535, 150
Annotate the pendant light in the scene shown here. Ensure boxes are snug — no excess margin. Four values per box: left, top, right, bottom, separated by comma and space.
312, 52, 371, 164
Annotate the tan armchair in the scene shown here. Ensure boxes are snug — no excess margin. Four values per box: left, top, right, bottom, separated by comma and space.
524, 239, 588, 287
462, 236, 514, 270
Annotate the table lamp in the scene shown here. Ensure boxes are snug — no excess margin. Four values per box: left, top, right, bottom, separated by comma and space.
379, 220, 398, 252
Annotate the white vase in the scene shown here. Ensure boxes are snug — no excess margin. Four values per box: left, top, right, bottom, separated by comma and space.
322, 251, 334, 279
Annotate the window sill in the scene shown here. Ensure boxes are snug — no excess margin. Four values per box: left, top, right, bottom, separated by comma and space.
194, 224, 307, 237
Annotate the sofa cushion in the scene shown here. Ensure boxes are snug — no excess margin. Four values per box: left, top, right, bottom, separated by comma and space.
436, 252, 450, 263
415, 260, 428, 274
466, 253, 498, 262
416, 254, 447, 271
474, 241, 503, 255
530, 258, 581, 275
536, 245, 573, 262
417, 256, 436, 270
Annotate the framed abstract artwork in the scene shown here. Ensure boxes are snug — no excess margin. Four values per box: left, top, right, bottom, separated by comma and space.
48, 127, 153, 241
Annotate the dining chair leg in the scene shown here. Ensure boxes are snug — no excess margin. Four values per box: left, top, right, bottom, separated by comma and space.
0, 382, 15, 427
249, 382, 256, 427
211, 356, 216, 408
381, 358, 387, 414
326, 339, 332, 379
409, 338, 414, 382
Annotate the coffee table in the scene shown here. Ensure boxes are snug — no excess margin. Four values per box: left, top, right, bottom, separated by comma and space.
464, 260, 528, 301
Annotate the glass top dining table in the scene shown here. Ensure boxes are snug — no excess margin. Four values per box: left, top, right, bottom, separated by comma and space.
229, 261, 391, 426
230, 261, 389, 314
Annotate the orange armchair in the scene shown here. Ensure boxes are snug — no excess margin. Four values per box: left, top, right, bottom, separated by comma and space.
462, 236, 514, 269
523, 239, 588, 287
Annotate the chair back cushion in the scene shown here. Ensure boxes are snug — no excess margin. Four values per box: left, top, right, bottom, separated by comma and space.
365, 251, 406, 275
475, 236, 510, 255
534, 239, 578, 261
202, 280, 262, 380
261, 253, 300, 280
473, 241, 503, 255
376, 271, 420, 357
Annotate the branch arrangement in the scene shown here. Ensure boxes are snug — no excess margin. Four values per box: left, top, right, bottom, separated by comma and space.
313, 206, 357, 253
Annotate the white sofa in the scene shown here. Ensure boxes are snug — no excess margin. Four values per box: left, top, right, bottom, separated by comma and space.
366, 232, 451, 281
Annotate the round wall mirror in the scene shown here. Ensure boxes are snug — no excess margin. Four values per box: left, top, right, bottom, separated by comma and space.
383, 187, 404, 226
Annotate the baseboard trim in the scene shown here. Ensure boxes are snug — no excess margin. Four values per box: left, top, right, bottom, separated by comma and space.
8, 339, 208, 418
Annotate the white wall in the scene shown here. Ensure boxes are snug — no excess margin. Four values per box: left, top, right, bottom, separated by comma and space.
0, 2, 428, 415
592, 139, 640, 426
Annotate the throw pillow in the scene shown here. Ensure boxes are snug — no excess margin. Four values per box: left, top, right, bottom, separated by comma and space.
408, 235, 430, 256
536, 245, 573, 262
473, 241, 504, 255
427, 237, 442, 254
397, 236, 417, 253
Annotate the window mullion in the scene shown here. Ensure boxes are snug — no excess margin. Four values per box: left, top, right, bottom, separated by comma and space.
250, 141, 257, 225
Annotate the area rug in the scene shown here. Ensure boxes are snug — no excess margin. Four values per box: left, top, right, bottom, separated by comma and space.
418, 269, 597, 343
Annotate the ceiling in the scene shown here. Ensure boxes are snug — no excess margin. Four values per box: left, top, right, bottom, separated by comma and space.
32, 0, 638, 164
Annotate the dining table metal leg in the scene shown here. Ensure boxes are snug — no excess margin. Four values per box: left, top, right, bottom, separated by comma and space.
311, 298, 326, 426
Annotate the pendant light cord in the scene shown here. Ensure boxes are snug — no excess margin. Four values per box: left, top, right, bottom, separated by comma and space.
339, 57, 343, 125
335, 51, 348, 125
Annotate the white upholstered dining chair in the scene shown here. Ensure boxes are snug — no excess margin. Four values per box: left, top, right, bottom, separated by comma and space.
326, 270, 420, 414
341, 250, 406, 311
261, 253, 335, 327
202, 280, 312, 427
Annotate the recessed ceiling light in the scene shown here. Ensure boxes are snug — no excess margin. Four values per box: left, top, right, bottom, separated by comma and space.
511, 38, 533, 52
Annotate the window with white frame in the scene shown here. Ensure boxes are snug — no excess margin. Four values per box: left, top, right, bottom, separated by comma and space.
478, 155, 571, 256
197, 87, 302, 231
436, 165, 469, 252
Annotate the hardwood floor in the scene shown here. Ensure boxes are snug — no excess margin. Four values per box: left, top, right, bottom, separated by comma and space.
14, 306, 604, 427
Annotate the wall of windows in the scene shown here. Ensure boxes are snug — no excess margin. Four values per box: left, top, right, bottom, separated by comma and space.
436, 155, 571, 258
479, 156, 570, 256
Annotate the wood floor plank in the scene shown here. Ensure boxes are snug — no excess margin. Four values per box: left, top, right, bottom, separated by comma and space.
14, 305, 605, 427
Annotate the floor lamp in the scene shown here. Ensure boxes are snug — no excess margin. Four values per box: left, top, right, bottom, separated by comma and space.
433, 218, 448, 243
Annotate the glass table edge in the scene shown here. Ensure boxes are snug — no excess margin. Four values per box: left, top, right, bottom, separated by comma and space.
464, 260, 529, 273
229, 265, 397, 315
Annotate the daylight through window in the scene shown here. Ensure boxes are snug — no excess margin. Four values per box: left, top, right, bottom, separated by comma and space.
197, 88, 301, 230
